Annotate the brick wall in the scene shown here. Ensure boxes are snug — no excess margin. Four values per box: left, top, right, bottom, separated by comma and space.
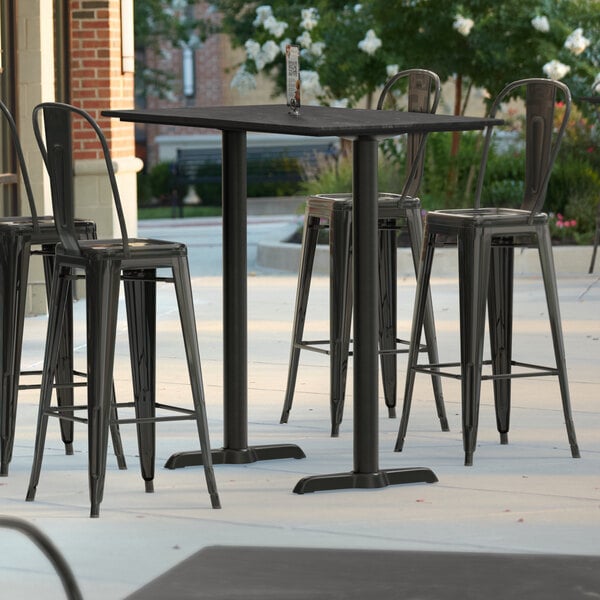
70, 0, 134, 159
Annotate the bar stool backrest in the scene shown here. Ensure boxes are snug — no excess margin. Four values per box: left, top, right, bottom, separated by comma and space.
32, 102, 131, 257
377, 69, 441, 200
474, 78, 571, 222
0, 100, 39, 229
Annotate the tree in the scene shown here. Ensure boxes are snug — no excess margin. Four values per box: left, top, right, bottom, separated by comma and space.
218, 0, 600, 110
134, 0, 216, 99
219, 0, 389, 107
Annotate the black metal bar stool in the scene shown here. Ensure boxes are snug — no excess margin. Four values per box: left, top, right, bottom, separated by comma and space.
0, 100, 125, 475
280, 69, 448, 436
27, 102, 220, 517
396, 79, 580, 465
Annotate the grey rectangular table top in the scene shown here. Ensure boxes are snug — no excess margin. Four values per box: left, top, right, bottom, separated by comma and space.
104, 104, 501, 138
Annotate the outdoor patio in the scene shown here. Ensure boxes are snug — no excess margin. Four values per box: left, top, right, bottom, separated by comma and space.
0, 214, 598, 599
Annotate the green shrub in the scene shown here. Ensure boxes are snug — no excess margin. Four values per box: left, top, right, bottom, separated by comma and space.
300, 122, 599, 244
136, 170, 153, 207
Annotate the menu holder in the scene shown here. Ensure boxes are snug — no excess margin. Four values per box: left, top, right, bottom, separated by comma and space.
286, 45, 300, 116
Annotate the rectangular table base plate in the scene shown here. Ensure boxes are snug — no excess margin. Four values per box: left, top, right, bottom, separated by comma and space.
293, 467, 438, 494
164, 444, 306, 469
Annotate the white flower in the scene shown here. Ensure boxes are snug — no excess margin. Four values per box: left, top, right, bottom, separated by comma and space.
358, 29, 382, 55
542, 59, 571, 81
184, 33, 202, 50
297, 30, 313, 49
165, 90, 178, 103
531, 16, 550, 32
453, 14, 474, 37
263, 15, 288, 38
279, 38, 292, 54
261, 40, 280, 63
386, 64, 399, 77
300, 70, 324, 97
301, 8, 319, 31
330, 98, 349, 108
253, 5, 273, 27
593, 73, 600, 93
230, 65, 257, 94
564, 27, 591, 56
244, 39, 261, 61
309, 41, 326, 58
354, 4, 362, 12
247, 39, 280, 70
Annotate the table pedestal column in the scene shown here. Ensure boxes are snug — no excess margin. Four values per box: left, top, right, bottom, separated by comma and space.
166, 130, 304, 469
294, 136, 437, 493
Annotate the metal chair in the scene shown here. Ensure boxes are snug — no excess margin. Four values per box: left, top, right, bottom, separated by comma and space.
0, 100, 125, 476
281, 69, 448, 436
27, 102, 220, 517
395, 78, 581, 465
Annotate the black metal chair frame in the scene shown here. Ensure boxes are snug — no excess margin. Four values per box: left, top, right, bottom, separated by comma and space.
396, 78, 580, 465
0, 100, 125, 476
0, 515, 83, 599
27, 102, 220, 517
281, 69, 448, 436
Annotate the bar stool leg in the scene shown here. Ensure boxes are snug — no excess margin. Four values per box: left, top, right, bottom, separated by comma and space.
42, 247, 127, 470
86, 260, 121, 518
0, 235, 30, 475
26, 265, 71, 502
124, 269, 156, 493
42, 249, 76, 455
329, 209, 352, 435
172, 256, 221, 508
108, 384, 126, 470
406, 209, 448, 431
378, 219, 398, 418
281, 214, 320, 424
395, 231, 437, 452
457, 229, 491, 466
487, 243, 514, 444
537, 226, 580, 458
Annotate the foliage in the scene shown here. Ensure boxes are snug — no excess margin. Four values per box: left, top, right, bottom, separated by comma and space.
134, 0, 216, 99
217, 0, 600, 111
138, 205, 222, 220
188, 154, 308, 205
140, 156, 311, 207
300, 101, 600, 243
299, 152, 405, 197
219, 0, 391, 106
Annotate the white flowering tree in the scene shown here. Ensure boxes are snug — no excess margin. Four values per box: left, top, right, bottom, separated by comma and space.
220, 0, 390, 107
219, 0, 599, 113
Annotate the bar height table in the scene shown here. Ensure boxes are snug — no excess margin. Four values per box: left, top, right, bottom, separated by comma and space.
104, 105, 501, 492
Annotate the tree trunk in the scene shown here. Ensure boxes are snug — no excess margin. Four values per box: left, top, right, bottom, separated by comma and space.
445, 74, 463, 204
450, 74, 463, 157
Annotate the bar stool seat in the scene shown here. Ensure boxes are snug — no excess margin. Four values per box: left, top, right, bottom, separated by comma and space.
27, 102, 220, 517
280, 69, 448, 436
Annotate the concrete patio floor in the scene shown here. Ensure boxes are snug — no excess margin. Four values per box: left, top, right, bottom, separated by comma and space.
0, 214, 598, 599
